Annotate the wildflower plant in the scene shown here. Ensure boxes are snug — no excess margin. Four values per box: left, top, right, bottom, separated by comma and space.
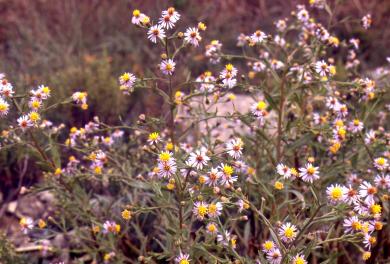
1, 2, 390, 263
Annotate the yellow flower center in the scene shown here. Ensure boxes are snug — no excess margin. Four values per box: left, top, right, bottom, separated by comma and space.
207, 224, 216, 233
330, 187, 343, 200
295, 257, 305, 264
0, 103, 8, 111
208, 204, 217, 214
197, 205, 208, 218
263, 241, 274, 251
179, 260, 189, 264
351, 221, 362, 231
29, 111, 40, 122
256, 101, 267, 111
284, 227, 295, 238
223, 165, 234, 175
370, 204, 382, 214
376, 157, 385, 166
159, 152, 171, 162
132, 9, 140, 17
307, 166, 316, 175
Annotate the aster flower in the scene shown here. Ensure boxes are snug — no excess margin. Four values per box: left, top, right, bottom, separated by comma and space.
326, 184, 347, 204
266, 248, 282, 264
0, 98, 9, 117
175, 252, 190, 264
361, 14, 372, 30
19, 217, 34, 234
373, 157, 388, 171
162, 7, 180, 23
103, 220, 120, 234
205, 222, 218, 235
292, 254, 307, 264
187, 149, 210, 170
184, 27, 201, 47
208, 202, 223, 218
299, 163, 320, 183
276, 163, 291, 179
315, 60, 329, 77
359, 181, 377, 204
348, 119, 364, 133
159, 12, 176, 29
147, 24, 166, 43
160, 59, 176, 75
204, 168, 220, 186
218, 163, 238, 186
374, 174, 390, 190
363, 234, 376, 250
158, 159, 177, 178
226, 138, 243, 159
343, 216, 362, 233
17, 115, 33, 131
193, 201, 208, 220
262, 240, 275, 253
250, 30, 267, 44
147, 132, 160, 145
278, 222, 297, 243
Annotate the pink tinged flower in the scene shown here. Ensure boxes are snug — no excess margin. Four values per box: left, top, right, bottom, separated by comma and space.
299, 163, 320, 183
160, 59, 176, 75
147, 24, 166, 43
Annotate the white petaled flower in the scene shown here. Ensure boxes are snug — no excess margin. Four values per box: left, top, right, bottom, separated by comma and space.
162, 7, 180, 23
334, 103, 348, 118
187, 149, 210, 170
205, 222, 218, 235
278, 222, 297, 243
19, 217, 34, 234
276, 163, 291, 179
222, 77, 237, 89
326, 184, 347, 204
159, 13, 176, 29
348, 119, 364, 133
266, 248, 282, 264
297, 8, 310, 22
119, 72, 136, 90
363, 234, 376, 250
292, 254, 307, 264
0, 81, 14, 98
37, 85, 51, 99
204, 168, 220, 186
175, 252, 190, 264
373, 157, 388, 171
315, 60, 329, 76
361, 14, 372, 30
193, 201, 208, 220
343, 216, 362, 233
217, 163, 238, 187
374, 174, 390, 190
147, 24, 166, 43
359, 181, 377, 204
102, 220, 120, 234
208, 202, 223, 218
217, 230, 233, 247
184, 27, 201, 47
251, 100, 268, 117
160, 59, 176, 75
131, 10, 146, 25
226, 138, 243, 159
17, 115, 33, 131
344, 185, 359, 205
364, 130, 376, 144
325, 97, 340, 110
157, 160, 177, 178
250, 30, 267, 44
299, 163, 320, 183
0, 97, 10, 117
261, 240, 275, 253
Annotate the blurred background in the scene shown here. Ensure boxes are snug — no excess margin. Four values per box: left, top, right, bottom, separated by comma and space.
0, 0, 389, 230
